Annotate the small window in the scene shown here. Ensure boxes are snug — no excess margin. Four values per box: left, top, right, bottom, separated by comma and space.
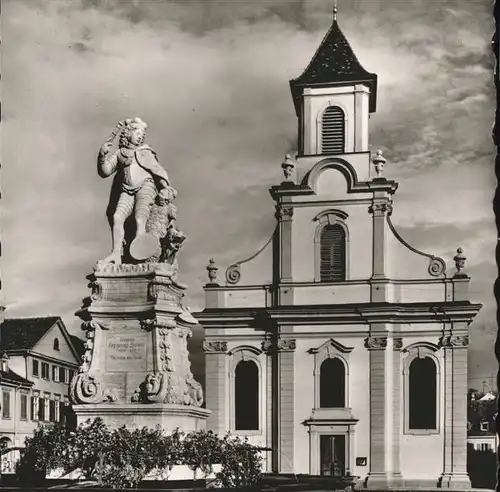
52, 366, 59, 382
235, 360, 259, 431
32, 360, 39, 377
321, 106, 345, 155
320, 224, 346, 282
408, 357, 437, 430
319, 357, 346, 408
481, 421, 490, 432
38, 398, 45, 421
2, 391, 11, 419
53, 338, 60, 351
20, 394, 28, 420
68, 369, 75, 384
59, 367, 66, 383
41, 362, 49, 380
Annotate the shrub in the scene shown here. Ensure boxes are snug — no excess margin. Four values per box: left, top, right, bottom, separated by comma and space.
17, 418, 263, 489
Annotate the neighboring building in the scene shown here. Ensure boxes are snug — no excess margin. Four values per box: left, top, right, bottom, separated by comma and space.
196, 12, 482, 490
0, 317, 84, 449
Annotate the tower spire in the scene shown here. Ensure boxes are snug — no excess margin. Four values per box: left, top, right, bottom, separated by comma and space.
333, 0, 338, 21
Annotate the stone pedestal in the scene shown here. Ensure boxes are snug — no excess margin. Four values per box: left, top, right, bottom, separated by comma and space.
70, 262, 210, 431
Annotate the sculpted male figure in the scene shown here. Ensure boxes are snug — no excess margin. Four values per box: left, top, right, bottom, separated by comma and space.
98, 118, 172, 264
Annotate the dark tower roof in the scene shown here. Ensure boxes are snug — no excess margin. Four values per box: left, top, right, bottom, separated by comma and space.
290, 19, 378, 115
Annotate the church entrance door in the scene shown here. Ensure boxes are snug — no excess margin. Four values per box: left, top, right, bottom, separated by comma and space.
320, 434, 346, 476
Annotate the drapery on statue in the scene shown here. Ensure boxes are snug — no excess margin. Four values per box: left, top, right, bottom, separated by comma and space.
97, 118, 180, 265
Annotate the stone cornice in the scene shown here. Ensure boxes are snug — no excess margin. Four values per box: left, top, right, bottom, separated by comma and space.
194, 301, 482, 327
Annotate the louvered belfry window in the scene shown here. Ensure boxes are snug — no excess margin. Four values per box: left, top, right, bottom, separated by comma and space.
321, 106, 345, 154
320, 224, 346, 282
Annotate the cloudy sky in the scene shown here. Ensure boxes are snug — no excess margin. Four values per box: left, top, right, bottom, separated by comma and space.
2, 0, 496, 388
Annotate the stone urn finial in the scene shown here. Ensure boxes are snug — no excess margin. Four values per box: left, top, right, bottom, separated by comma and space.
281, 154, 295, 183
372, 149, 386, 178
206, 258, 219, 286
453, 247, 466, 275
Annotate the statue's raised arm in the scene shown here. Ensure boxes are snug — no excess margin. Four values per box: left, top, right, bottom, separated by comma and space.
97, 118, 182, 268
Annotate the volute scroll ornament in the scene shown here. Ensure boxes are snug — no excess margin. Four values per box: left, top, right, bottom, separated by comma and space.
70, 373, 117, 405
428, 256, 446, 277
225, 264, 241, 285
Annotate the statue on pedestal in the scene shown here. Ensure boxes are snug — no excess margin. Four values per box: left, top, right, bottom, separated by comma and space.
97, 118, 184, 267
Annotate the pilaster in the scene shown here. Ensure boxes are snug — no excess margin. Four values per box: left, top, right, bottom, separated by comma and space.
278, 338, 296, 473
202, 340, 228, 435
364, 333, 389, 488
369, 196, 391, 299
266, 336, 296, 473
275, 201, 294, 305
439, 329, 471, 489
388, 337, 403, 484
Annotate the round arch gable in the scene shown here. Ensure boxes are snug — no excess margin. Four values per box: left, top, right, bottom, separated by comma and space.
302, 158, 359, 194
310, 342, 351, 409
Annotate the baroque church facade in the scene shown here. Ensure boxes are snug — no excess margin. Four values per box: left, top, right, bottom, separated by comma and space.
196, 15, 481, 488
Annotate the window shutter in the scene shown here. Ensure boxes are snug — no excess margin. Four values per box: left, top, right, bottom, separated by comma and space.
321, 106, 345, 154
320, 224, 346, 282
20, 394, 28, 420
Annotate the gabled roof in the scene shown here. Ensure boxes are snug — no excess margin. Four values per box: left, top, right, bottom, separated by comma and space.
0, 368, 33, 387
0, 317, 61, 351
69, 334, 86, 359
290, 19, 378, 114
0, 317, 83, 364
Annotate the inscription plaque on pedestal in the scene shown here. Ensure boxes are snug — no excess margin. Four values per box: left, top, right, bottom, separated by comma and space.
106, 335, 147, 372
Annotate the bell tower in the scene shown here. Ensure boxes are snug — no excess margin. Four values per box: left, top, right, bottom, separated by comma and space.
290, 9, 377, 158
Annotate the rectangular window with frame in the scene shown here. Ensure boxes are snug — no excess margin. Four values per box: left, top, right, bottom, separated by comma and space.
41, 362, 49, 380
49, 400, 56, 422
31, 396, 40, 421
32, 359, 39, 377
20, 393, 28, 420
68, 369, 75, 383
52, 365, 59, 382
2, 391, 11, 418
38, 398, 46, 421
59, 367, 66, 383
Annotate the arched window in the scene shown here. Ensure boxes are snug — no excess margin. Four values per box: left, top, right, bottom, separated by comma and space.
320, 224, 346, 282
409, 357, 437, 430
235, 360, 259, 430
321, 106, 345, 155
319, 357, 346, 408
53, 338, 60, 351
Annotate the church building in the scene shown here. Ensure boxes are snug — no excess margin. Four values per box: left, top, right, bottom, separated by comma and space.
196, 12, 482, 489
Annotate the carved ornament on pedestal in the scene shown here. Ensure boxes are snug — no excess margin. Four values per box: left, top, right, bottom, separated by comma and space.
70, 320, 118, 405
365, 336, 388, 350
